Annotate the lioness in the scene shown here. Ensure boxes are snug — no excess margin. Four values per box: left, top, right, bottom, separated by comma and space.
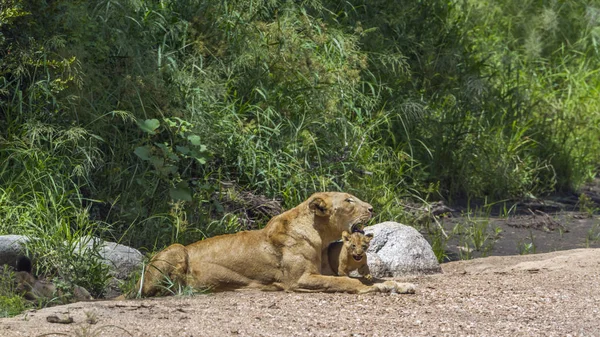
325, 231, 373, 281
137, 192, 415, 296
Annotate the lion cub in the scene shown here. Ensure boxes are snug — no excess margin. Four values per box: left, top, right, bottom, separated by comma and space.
326, 231, 373, 281
14, 256, 92, 302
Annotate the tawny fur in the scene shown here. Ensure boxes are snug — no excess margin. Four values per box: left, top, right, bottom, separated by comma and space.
137, 192, 416, 296
325, 231, 373, 281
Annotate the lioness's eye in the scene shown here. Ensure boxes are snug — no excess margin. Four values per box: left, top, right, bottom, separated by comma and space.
362, 245, 367, 249
345, 198, 354, 203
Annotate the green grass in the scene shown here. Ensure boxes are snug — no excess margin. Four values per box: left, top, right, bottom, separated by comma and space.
422, 201, 504, 262
429, 225, 450, 263
586, 223, 600, 247
0, 269, 31, 317
119, 258, 209, 299
578, 193, 599, 217
518, 230, 538, 255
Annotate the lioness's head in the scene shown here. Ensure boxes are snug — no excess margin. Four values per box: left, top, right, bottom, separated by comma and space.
341, 230, 373, 262
308, 192, 373, 239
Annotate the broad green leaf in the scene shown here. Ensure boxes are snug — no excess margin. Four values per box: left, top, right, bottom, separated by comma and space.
154, 143, 179, 161
169, 187, 192, 201
163, 118, 177, 128
214, 200, 224, 213
161, 165, 178, 175
149, 156, 164, 169
176, 145, 190, 155
187, 134, 202, 146
137, 119, 160, 134
190, 149, 207, 164
155, 142, 168, 152
170, 182, 192, 201
134, 146, 152, 160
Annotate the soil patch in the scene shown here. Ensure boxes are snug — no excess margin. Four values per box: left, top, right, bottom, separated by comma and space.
2, 248, 599, 336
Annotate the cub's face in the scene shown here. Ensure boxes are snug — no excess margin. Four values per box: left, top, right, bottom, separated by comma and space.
341, 231, 373, 262
308, 192, 373, 234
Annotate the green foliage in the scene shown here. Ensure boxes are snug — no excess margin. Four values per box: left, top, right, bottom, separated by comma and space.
586, 222, 600, 247
0, 294, 29, 318
451, 208, 502, 260
0, 268, 31, 317
134, 117, 208, 202
325, 0, 600, 199
518, 230, 537, 255
578, 193, 599, 217
428, 224, 450, 263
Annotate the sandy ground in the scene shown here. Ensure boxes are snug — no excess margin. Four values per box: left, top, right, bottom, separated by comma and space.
1, 248, 599, 337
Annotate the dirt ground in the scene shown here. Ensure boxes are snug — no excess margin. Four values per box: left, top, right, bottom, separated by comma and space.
435, 180, 600, 260
1, 248, 599, 337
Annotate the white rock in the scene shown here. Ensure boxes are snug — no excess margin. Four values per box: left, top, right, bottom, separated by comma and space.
363, 221, 442, 277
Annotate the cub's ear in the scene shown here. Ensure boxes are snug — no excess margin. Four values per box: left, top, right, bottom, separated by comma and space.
309, 196, 331, 217
16, 256, 32, 273
365, 233, 374, 242
342, 231, 351, 241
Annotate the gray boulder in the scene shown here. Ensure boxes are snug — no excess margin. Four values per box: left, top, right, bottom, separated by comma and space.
0, 235, 142, 280
0, 235, 29, 267
74, 236, 143, 279
362, 221, 442, 278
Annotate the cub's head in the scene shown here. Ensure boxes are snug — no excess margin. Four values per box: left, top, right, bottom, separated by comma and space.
341, 230, 373, 262
308, 192, 373, 235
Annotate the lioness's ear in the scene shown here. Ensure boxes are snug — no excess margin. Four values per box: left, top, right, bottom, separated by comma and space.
342, 231, 350, 241
365, 233, 374, 242
309, 197, 331, 217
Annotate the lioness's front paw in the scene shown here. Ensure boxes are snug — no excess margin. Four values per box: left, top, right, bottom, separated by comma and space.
375, 281, 416, 294
394, 282, 416, 294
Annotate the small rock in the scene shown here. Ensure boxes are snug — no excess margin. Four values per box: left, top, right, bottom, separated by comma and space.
46, 315, 74, 324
